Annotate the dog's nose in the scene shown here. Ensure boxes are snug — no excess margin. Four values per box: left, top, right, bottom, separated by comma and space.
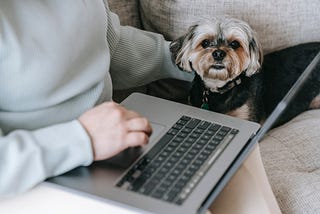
212, 50, 226, 61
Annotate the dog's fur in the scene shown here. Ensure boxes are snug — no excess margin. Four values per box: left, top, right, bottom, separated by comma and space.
170, 17, 320, 127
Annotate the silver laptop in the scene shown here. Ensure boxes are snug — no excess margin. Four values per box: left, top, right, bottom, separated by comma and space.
49, 51, 320, 214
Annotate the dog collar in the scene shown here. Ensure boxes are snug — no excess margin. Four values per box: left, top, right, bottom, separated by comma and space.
200, 72, 246, 109
211, 73, 245, 94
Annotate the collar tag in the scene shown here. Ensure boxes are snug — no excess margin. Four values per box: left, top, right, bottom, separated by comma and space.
201, 103, 209, 110
201, 90, 210, 110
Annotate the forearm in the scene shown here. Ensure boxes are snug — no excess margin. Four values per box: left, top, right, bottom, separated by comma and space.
107, 12, 193, 90
0, 120, 93, 197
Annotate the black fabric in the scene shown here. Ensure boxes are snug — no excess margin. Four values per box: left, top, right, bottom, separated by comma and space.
189, 42, 320, 127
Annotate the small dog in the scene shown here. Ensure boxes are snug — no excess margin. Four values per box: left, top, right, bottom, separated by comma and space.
170, 17, 320, 126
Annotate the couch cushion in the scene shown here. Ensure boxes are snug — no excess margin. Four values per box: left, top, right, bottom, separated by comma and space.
259, 109, 320, 214
139, 0, 320, 54
107, 0, 141, 28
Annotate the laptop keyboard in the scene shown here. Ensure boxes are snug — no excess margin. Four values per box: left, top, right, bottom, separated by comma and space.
116, 115, 239, 205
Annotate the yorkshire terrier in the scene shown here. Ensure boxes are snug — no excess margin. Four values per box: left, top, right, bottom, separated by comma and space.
170, 17, 320, 126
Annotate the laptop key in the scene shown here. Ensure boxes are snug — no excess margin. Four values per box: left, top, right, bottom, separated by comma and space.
194, 128, 205, 134
220, 126, 231, 132
206, 129, 217, 136
168, 128, 179, 135
181, 115, 191, 121
152, 188, 167, 199
131, 176, 148, 191
185, 118, 201, 129
231, 129, 239, 135
177, 132, 188, 138
145, 133, 173, 159
136, 157, 151, 170
181, 127, 192, 133
173, 124, 184, 130
208, 124, 221, 131
198, 121, 211, 130
173, 136, 184, 143
163, 187, 181, 202
190, 133, 201, 138
139, 180, 158, 195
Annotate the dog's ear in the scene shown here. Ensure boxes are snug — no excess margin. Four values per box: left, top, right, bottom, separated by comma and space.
169, 36, 185, 71
169, 25, 198, 72
246, 35, 263, 76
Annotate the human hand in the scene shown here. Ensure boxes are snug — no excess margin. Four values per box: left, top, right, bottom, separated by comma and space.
79, 102, 152, 161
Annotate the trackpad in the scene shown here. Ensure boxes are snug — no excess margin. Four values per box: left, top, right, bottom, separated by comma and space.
102, 122, 166, 168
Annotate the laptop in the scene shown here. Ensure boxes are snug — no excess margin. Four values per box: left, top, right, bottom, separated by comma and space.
49, 51, 320, 214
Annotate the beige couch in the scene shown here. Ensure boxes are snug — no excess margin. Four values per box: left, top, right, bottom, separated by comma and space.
108, 0, 320, 213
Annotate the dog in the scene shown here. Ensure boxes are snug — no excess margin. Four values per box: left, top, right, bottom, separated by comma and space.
170, 17, 320, 127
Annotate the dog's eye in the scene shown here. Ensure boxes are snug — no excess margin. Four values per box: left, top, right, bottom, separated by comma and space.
201, 39, 211, 48
229, 40, 240, 49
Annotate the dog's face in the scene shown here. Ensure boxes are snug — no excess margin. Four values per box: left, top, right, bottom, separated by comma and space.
170, 17, 263, 90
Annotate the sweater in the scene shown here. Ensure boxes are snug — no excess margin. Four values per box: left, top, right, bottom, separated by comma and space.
0, 0, 193, 196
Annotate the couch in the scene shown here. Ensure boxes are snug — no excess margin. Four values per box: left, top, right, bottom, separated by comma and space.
108, 0, 320, 213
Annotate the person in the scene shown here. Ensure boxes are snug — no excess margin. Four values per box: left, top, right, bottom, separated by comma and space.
0, 0, 191, 196
0, 0, 281, 213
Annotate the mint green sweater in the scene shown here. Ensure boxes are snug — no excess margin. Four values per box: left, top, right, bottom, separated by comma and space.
0, 0, 193, 196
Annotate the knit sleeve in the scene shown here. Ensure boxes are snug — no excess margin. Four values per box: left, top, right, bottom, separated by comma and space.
106, 10, 194, 90
0, 121, 93, 197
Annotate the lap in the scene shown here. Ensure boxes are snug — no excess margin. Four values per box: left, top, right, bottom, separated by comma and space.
208, 144, 281, 214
